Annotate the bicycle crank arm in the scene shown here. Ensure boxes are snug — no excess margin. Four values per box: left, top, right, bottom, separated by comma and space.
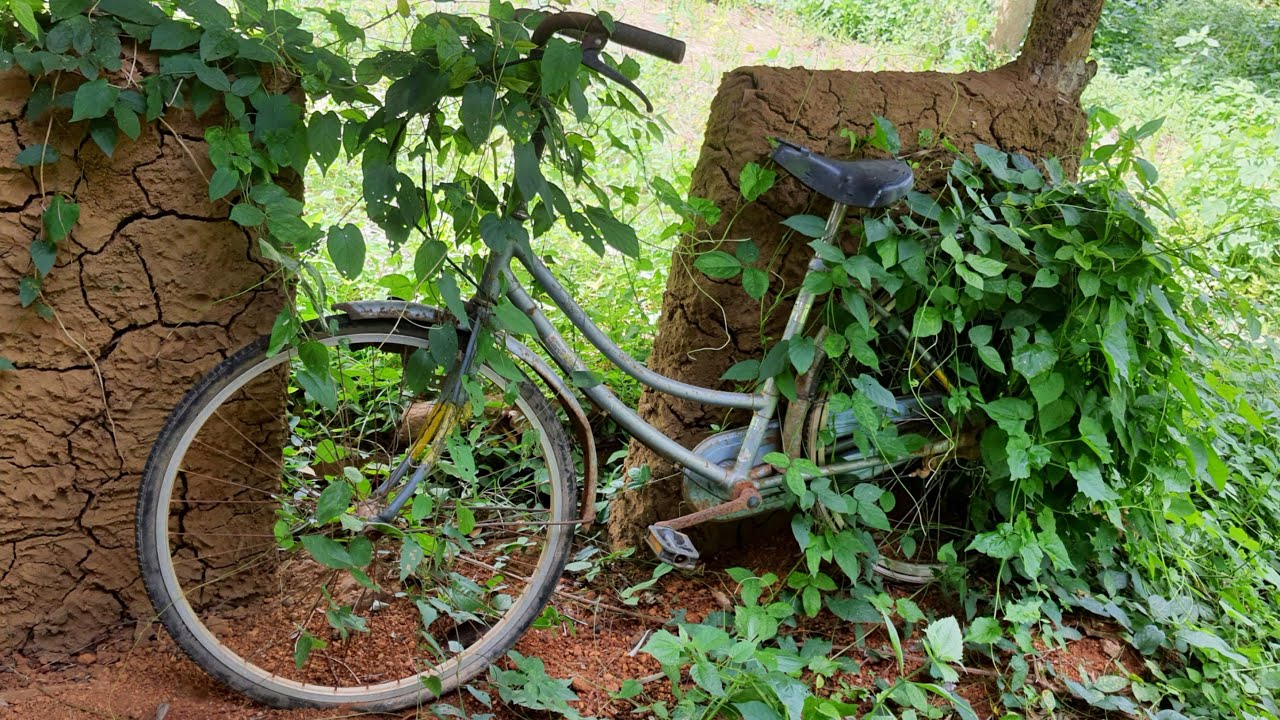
646, 485, 762, 569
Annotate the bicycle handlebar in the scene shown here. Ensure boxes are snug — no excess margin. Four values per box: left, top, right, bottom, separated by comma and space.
529, 11, 686, 64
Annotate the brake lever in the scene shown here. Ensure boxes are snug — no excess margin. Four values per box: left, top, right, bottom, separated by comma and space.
582, 47, 654, 112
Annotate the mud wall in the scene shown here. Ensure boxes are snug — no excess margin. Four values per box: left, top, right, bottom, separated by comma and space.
0, 67, 284, 657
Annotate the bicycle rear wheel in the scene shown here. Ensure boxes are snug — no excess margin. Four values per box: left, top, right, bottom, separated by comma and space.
136, 316, 576, 711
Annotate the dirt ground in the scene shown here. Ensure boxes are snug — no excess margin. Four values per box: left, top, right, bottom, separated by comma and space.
0, 534, 1138, 720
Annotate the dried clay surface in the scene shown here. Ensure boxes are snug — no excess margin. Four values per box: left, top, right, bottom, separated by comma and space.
615, 62, 1092, 548
0, 66, 284, 657
0, 537, 1139, 719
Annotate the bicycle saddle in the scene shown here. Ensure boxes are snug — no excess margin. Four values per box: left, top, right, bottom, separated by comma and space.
769, 138, 913, 209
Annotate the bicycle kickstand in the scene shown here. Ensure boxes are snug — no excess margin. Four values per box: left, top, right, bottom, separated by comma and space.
646, 484, 762, 570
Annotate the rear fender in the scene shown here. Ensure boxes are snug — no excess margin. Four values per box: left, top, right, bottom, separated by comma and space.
333, 300, 599, 525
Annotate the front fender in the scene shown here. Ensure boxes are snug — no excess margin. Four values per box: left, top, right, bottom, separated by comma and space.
333, 300, 599, 525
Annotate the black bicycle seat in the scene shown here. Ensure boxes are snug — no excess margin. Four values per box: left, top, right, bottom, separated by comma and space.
769, 138, 913, 209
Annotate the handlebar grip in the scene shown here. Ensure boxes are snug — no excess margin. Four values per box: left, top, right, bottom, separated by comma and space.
609, 21, 686, 64
528, 11, 686, 64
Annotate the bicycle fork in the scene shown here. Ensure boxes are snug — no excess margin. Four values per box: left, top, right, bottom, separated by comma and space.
367, 317, 486, 525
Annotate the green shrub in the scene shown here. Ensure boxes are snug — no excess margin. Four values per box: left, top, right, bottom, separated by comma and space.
766, 0, 998, 67
1095, 0, 1280, 84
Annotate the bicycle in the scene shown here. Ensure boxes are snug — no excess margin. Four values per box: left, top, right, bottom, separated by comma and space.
135, 10, 957, 712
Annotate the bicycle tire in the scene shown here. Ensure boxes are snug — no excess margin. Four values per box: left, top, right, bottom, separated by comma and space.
135, 316, 577, 711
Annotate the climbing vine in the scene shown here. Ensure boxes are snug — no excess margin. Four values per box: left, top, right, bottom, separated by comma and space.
1, 0, 655, 373
687, 117, 1280, 717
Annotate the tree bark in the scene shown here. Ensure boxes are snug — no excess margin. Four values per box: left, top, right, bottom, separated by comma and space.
609, 0, 1104, 550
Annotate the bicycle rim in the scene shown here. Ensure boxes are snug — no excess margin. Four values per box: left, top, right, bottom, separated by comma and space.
136, 319, 575, 710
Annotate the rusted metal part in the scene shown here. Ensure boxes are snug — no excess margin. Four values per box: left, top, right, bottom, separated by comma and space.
781, 325, 829, 458
334, 300, 448, 327
656, 483, 763, 532
503, 338, 600, 526
333, 300, 600, 527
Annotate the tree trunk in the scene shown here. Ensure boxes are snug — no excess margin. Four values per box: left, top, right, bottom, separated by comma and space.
609, 0, 1104, 550
990, 0, 1035, 55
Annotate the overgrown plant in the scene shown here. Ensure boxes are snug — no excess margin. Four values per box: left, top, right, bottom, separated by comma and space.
687, 118, 1279, 717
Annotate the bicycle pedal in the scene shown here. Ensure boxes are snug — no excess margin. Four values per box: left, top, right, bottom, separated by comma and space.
646, 525, 699, 570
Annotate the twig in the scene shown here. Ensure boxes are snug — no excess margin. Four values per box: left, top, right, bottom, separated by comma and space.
628, 629, 651, 657
49, 305, 121, 461
157, 116, 210, 182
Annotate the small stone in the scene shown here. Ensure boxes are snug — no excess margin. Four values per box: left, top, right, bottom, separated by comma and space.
76, 652, 96, 665
1102, 639, 1122, 656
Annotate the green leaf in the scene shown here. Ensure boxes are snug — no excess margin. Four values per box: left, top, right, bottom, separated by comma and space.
1101, 300, 1132, 382
297, 365, 338, 411
29, 239, 57, 277
493, 299, 537, 337
43, 194, 79, 243
788, 336, 816, 374
293, 630, 326, 669
193, 61, 231, 92
742, 267, 768, 300
966, 254, 1006, 277
1078, 270, 1101, 297
399, 536, 425, 581
404, 348, 435, 394
694, 250, 741, 279
71, 78, 119, 122
870, 115, 901, 154
300, 534, 352, 569
98, 0, 168, 25
585, 206, 639, 257
15, 144, 58, 167
50, 0, 93, 19
478, 213, 528, 252
326, 224, 365, 280
90, 121, 118, 158
0, 357, 14, 371
782, 214, 827, 238
1070, 455, 1119, 503
229, 203, 264, 226
315, 480, 352, 523
414, 240, 446, 282
208, 166, 238, 200
456, 505, 476, 535
1032, 268, 1059, 288
912, 305, 942, 338
460, 82, 497, 145
149, 20, 201, 50
539, 37, 582, 95
739, 162, 776, 202
9, 0, 41, 37
437, 272, 470, 329
721, 359, 760, 382
199, 27, 239, 61
965, 616, 1003, 644
307, 111, 342, 174
114, 103, 141, 140
925, 617, 963, 664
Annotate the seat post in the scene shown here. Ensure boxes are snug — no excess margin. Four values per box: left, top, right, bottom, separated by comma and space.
779, 201, 847, 344
719, 200, 851, 490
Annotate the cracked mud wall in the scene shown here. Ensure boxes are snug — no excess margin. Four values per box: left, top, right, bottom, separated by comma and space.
612, 0, 1105, 548
0, 66, 285, 656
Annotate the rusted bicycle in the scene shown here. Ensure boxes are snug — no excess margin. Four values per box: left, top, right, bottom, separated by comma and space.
136, 10, 955, 711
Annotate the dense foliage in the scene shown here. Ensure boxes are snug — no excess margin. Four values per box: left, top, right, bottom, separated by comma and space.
3, 0, 1278, 718
772, 0, 997, 67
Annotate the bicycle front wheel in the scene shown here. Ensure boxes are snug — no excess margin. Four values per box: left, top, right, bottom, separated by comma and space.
136, 316, 576, 711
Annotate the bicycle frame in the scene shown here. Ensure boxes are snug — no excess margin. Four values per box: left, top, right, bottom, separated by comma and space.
478, 201, 854, 498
